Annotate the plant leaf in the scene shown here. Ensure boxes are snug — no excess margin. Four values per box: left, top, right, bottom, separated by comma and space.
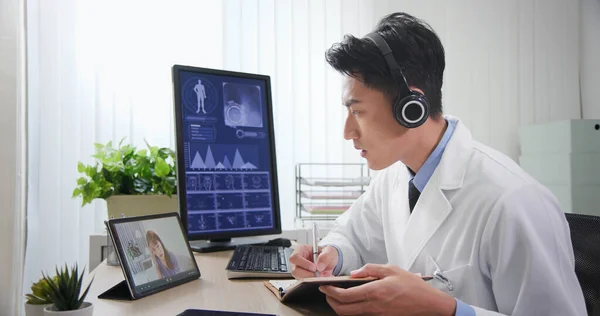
42, 270, 64, 310
154, 157, 170, 177
72, 265, 84, 309
25, 294, 50, 305
76, 276, 94, 309
32, 284, 46, 298
72, 188, 81, 198
67, 264, 77, 309
158, 147, 174, 159
133, 178, 151, 193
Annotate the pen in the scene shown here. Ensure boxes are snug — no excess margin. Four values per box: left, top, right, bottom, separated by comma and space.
312, 222, 319, 277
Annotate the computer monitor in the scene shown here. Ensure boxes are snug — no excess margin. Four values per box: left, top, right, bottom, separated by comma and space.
172, 65, 281, 252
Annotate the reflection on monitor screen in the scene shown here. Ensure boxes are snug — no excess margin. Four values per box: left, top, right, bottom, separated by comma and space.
172, 65, 281, 252
112, 216, 197, 292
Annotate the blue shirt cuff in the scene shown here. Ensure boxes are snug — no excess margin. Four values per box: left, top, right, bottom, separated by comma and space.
322, 244, 343, 276
455, 298, 475, 316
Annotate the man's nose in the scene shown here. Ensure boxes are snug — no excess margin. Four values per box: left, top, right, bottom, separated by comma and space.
344, 130, 358, 140
344, 118, 358, 140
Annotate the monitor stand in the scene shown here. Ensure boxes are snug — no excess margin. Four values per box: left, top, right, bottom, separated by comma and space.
190, 237, 271, 253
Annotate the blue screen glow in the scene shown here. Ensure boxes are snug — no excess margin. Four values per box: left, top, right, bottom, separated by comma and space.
176, 70, 276, 235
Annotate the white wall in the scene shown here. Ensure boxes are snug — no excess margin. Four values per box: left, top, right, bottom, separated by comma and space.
581, 0, 600, 119
0, 0, 26, 314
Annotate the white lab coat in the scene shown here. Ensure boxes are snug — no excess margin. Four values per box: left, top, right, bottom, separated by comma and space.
319, 116, 587, 315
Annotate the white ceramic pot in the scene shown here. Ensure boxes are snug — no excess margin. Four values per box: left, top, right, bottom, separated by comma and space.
106, 194, 178, 219
24, 303, 52, 316
43, 302, 93, 316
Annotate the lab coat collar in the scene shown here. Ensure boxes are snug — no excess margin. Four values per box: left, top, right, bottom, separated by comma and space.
437, 115, 471, 190
399, 115, 472, 270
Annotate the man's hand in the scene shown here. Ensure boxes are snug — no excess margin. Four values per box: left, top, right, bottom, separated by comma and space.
289, 245, 339, 279
319, 263, 457, 316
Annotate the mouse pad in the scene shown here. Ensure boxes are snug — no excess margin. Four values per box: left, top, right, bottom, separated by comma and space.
178, 309, 277, 316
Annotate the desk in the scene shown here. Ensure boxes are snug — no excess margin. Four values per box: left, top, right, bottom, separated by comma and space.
86, 250, 336, 316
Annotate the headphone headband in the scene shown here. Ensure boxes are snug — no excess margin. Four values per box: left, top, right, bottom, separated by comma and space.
363, 31, 430, 129
363, 32, 412, 96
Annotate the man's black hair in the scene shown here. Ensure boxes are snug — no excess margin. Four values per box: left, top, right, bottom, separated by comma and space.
325, 12, 445, 118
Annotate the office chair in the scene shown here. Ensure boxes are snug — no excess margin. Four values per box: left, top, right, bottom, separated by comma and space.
565, 213, 600, 316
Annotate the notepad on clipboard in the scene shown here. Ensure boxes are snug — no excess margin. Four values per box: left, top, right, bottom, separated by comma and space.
263, 276, 378, 303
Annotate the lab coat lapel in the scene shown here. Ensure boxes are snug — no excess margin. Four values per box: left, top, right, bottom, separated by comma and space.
400, 172, 451, 270
400, 117, 472, 270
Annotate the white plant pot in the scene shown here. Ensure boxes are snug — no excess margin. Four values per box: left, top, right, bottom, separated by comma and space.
106, 194, 179, 219
43, 302, 93, 316
25, 303, 52, 316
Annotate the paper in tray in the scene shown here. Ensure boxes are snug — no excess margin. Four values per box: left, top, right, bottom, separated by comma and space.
302, 205, 350, 214
300, 177, 370, 187
300, 191, 363, 200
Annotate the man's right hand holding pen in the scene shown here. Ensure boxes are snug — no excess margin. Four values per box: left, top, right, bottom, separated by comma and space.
289, 245, 339, 278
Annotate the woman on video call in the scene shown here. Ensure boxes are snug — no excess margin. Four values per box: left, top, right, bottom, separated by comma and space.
146, 230, 181, 279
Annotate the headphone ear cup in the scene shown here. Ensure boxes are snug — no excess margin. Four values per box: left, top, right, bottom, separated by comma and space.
393, 94, 430, 128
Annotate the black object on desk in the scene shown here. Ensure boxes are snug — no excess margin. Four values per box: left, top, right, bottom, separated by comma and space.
190, 238, 292, 254
98, 280, 135, 301
262, 238, 292, 248
191, 243, 238, 253
226, 244, 294, 279
178, 309, 277, 316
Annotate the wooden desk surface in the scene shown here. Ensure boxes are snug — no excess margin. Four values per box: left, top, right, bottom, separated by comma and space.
85, 250, 336, 316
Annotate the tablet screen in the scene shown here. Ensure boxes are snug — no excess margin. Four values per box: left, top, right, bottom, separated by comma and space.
109, 213, 200, 298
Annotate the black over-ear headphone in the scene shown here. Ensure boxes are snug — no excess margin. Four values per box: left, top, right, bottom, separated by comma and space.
364, 32, 430, 128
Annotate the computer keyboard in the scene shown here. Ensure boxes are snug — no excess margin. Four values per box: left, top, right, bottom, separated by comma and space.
225, 245, 294, 279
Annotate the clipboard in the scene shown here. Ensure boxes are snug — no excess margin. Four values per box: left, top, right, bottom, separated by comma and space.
263, 276, 377, 303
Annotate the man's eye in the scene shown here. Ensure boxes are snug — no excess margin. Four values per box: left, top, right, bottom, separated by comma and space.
352, 111, 359, 115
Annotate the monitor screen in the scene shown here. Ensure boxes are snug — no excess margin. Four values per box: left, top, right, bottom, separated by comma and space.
109, 213, 200, 297
172, 65, 281, 247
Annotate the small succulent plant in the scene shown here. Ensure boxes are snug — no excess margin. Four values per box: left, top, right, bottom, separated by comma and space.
25, 277, 55, 305
42, 263, 94, 311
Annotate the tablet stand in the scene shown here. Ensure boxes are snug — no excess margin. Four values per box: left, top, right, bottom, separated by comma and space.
98, 280, 135, 300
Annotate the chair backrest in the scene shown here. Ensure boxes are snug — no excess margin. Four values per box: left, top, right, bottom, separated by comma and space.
565, 213, 600, 316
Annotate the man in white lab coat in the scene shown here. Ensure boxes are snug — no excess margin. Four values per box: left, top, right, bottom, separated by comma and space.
289, 12, 587, 316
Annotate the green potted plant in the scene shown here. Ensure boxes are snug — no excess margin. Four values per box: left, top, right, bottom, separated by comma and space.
24, 277, 55, 316
42, 264, 94, 316
72, 138, 179, 219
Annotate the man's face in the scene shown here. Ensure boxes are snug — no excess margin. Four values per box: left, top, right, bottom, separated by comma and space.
342, 76, 408, 170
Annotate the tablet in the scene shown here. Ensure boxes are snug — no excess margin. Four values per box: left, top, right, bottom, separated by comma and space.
103, 212, 201, 300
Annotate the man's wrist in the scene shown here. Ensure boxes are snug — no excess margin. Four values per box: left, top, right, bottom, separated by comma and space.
430, 292, 457, 316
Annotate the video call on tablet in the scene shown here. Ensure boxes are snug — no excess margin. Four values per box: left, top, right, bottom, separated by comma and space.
106, 212, 201, 299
